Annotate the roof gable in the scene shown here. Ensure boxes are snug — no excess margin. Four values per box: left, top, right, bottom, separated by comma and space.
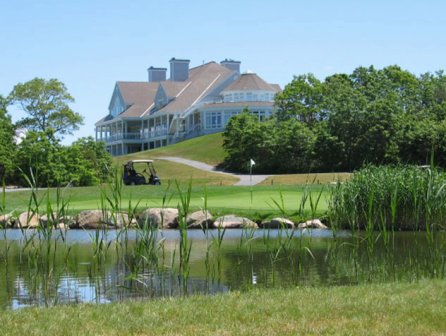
222, 73, 279, 92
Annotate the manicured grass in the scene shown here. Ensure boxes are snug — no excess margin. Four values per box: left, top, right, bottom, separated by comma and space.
259, 172, 351, 186
1, 279, 445, 335
117, 132, 227, 166
123, 159, 238, 185
4, 184, 329, 218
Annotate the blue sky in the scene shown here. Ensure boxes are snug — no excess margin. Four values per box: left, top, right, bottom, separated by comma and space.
1, 0, 445, 145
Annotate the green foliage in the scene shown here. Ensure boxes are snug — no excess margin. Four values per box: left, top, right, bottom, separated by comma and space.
14, 134, 113, 187
223, 107, 316, 173
14, 129, 66, 187
4, 79, 111, 187
275, 73, 323, 122
225, 65, 446, 173
62, 137, 112, 186
0, 95, 16, 184
8, 78, 84, 136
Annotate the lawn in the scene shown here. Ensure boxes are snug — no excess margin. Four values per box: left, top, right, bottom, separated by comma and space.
1, 279, 445, 335
116, 132, 227, 167
4, 184, 329, 219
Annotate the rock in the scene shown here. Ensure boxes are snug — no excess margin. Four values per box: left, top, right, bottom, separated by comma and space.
181, 210, 214, 229
214, 215, 257, 229
14, 211, 40, 229
0, 214, 12, 228
138, 208, 178, 229
40, 213, 74, 229
297, 219, 328, 229
110, 212, 137, 229
260, 217, 294, 229
76, 210, 116, 229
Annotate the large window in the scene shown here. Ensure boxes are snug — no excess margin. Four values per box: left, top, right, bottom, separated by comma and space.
252, 110, 267, 121
205, 112, 222, 129
224, 111, 238, 125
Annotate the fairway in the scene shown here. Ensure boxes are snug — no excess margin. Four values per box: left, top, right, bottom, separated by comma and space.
4, 184, 329, 217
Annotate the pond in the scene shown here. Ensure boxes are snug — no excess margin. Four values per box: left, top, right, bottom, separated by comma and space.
0, 228, 444, 309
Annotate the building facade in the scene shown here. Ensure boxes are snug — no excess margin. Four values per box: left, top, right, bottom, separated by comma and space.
95, 58, 281, 156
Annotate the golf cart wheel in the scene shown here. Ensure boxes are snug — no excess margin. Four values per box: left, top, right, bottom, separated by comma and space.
155, 181, 161, 185
130, 181, 136, 186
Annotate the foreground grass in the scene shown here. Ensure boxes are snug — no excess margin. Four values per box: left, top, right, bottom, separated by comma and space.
4, 184, 329, 218
1, 280, 445, 335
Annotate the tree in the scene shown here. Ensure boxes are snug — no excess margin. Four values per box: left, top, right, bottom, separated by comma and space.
0, 95, 16, 183
223, 107, 261, 172
62, 137, 112, 186
274, 73, 323, 122
14, 129, 67, 187
8, 78, 84, 136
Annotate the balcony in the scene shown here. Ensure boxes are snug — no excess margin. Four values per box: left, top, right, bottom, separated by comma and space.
103, 132, 142, 143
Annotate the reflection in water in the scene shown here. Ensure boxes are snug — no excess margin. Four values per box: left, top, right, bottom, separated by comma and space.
0, 228, 443, 309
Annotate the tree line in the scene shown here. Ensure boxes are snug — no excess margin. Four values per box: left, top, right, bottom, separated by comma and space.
0, 78, 112, 187
223, 65, 446, 173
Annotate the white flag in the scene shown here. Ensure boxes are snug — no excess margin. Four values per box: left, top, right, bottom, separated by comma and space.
250, 159, 255, 167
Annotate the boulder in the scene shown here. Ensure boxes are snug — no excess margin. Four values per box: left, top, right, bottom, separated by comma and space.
214, 215, 257, 229
297, 219, 328, 230
138, 208, 178, 229
260, 217, 294, 229
40, 213, 74, 229
76, 210, 116, 229
111, 212, 137, 229
14, 211, 40, 229
0, 214, 12, 228
180, 210, 214, 229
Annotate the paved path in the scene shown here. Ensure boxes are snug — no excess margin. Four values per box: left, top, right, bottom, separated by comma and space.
4, 187, 32, 193
158, 157, 272, 186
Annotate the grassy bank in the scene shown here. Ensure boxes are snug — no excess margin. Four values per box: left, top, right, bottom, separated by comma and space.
1, 279, 445, 335
116, 132, 227, 167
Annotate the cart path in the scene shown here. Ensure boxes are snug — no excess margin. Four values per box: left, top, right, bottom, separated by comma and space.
157, 157, 272, 186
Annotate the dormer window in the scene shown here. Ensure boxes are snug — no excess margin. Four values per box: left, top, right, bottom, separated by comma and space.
156, 93, 165, 109
111, 96, 124, 117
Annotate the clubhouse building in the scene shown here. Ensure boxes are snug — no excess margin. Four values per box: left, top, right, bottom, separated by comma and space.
95, 58, 281, 156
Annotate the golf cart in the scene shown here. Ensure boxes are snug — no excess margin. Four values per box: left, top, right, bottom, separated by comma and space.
123, 160, 161, 186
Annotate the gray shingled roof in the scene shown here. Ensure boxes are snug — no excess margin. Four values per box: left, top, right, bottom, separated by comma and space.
154, 62, 234, 114
117, 81, 159, 118
222, 73, 279, 92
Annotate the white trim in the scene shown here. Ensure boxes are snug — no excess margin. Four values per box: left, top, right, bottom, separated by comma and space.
176, 81, 192, 98
140, 103, 154, 117
190, 74, 221, 107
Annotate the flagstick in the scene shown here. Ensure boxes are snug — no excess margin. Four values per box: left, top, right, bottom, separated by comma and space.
250, 163, 253, 204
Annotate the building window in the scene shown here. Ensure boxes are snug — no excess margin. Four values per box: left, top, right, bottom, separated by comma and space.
246, 93, 253, 101
206, 112, 222, 129
224, 94, 233, 102
252, 110, 267, 121
224, 111, 238, 125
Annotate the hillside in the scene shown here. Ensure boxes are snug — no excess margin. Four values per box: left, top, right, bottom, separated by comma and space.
112, 133, 237, 185
115, 132, 227, 166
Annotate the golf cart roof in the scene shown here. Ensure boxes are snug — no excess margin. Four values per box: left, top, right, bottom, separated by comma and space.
128, 160, 154, 163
